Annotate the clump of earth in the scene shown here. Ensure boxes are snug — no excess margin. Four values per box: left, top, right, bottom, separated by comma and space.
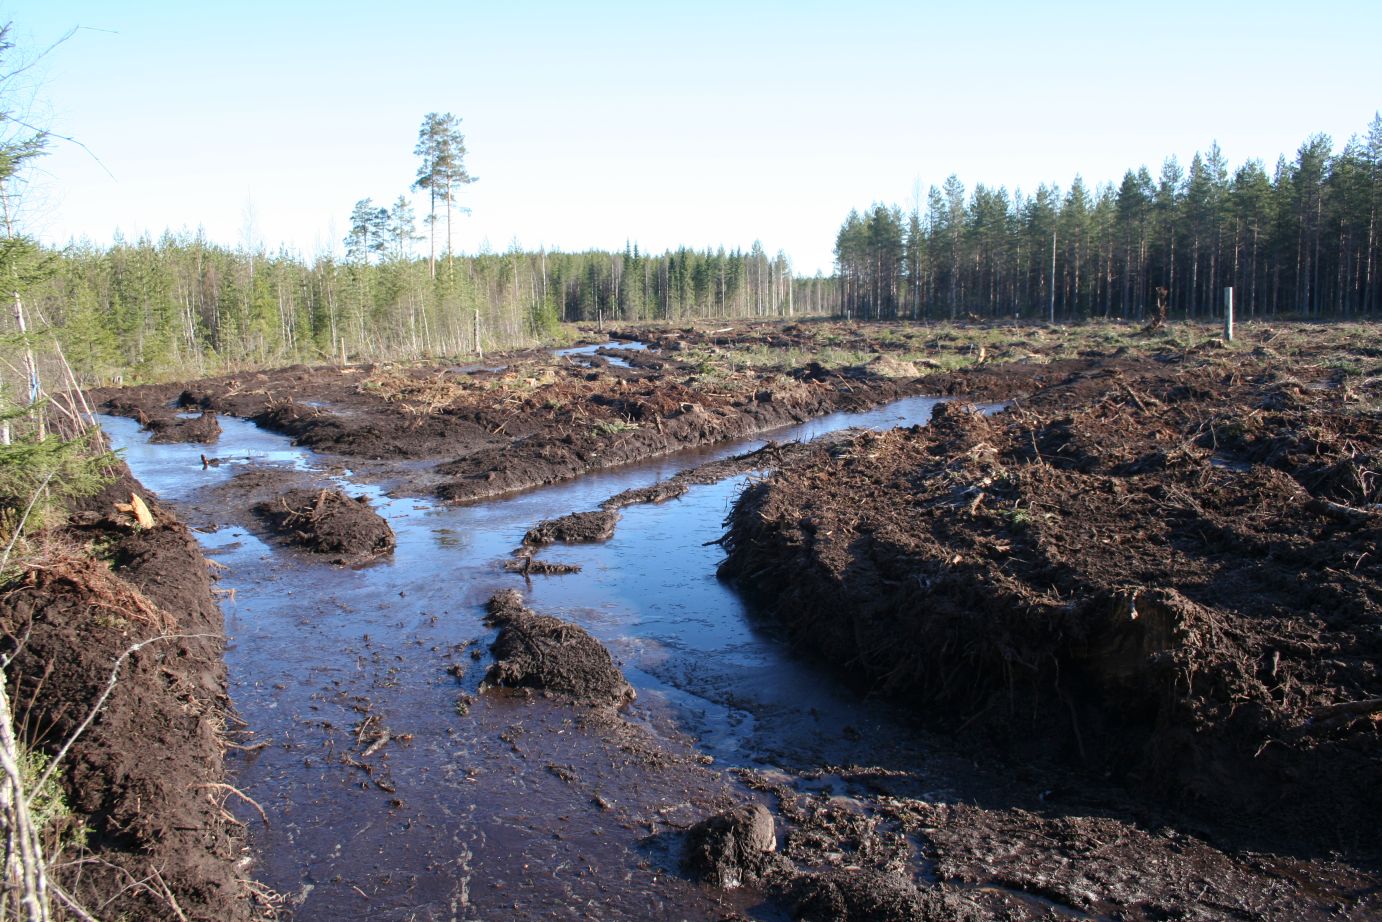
252, 487, 395, 559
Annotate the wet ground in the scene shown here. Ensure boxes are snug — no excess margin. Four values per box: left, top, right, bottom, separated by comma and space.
101, 394, 971, 920
91, 324, 1382, 920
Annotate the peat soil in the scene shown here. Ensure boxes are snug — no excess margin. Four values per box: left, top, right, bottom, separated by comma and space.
482, 589, 637, 707
89, 333, 931, 504
719, 328, 1382, 893
252, 487, 396, 561
505, 376, 1382, 920
74, 320, 1382, 920
0, 466, 261, 921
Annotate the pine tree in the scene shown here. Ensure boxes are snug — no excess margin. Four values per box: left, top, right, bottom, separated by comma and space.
1115, 169, 1154, 317
412, 113, 477, 278
386, 196, 419, 261
1228, 159, 1272, 316
344, 198, 388, 265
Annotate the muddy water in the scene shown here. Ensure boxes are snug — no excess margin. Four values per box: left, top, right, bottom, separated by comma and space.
100, 395, 957, 920
553, 340, 649, 367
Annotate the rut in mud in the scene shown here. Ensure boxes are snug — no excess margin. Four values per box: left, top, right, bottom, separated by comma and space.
89, 333, 934, 504
720, 348, 1382, 853
80, 320, 1382, 920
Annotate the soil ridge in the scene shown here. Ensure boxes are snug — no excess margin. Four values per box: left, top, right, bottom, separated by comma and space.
1, 464, 260, 920
720, 353, 1382, 858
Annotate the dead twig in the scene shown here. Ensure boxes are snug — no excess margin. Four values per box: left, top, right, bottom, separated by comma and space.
148, 865, 191, 922
197, 782, 269, 827
1304, 496, 1380, 526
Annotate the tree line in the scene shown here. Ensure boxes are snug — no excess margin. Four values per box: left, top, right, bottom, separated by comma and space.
29, 235, 829, 382
835, 115, 1382, 322
14, 109, 832, 383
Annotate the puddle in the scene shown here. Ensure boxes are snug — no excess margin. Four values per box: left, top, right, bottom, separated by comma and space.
102, 392, 965, 919
447, 363, 509, 375
553, 340, 650, 368
1210, 452, 1252, 472
101, 414, 317, 498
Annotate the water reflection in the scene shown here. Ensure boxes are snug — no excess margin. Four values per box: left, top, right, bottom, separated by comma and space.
101, 390, 962, 920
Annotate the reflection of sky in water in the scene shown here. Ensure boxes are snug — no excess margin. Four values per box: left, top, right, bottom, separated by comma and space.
100, 413, 316, 501
103, 392, 986, 765
103, 388, 972, 920
553, 340, 650, 368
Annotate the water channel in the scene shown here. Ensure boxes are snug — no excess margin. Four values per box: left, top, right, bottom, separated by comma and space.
100, 360, 970, 920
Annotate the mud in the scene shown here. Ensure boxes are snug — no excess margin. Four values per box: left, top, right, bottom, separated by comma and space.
522, 508, 620, 545
79, 320, 1382, 920
504, 557, 583, 576
684, 802, 784, 889
103, 392, 223, 445
482, 590, 636, 707
90, 333, 933, 505
0, 465, 257, 921
787, 868, 955, 922
720, 339, 1382, 855
252, 486, 395, 559
148, 409, 223, 444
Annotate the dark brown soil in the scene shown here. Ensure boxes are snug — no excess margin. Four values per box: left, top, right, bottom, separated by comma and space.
895, 798, 1366, 919
90, 336, 932, 504
504, 557, 582, 575
522, 508, 620, 545
481, 590, 636, 707
786, 868, 957, 922
251, 487, 395, 559
728, 756, 1382, 921
147, 409, 222, 444
103, 393, 222, 445
720, 346, 1382, 856
0, 464, 257, 921
684, 802, 785, 889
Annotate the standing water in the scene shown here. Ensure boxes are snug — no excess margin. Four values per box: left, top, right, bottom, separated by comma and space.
100, 393, 961, 920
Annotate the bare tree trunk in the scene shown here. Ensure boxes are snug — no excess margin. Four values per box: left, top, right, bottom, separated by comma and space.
445, 183, 454, 278
12, 292, 42, 439
1, 671, 51, 922
428, 187, 438, 280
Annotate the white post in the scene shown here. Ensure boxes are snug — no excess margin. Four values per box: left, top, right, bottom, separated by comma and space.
474, 309, 483, 361
1223, 287, 1234, 342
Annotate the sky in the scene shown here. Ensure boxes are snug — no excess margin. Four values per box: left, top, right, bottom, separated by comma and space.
5, 1, 1380, 275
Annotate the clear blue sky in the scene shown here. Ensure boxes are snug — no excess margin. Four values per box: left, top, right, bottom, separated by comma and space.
7, 1, 1380, 274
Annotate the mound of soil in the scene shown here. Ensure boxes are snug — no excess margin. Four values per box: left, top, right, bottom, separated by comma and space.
146, 409, 222, 444
522, 509, 619, 545
481, 590, 635, 707
252, 487, 395, 559
684, 803, 782, 889
603, 480, 690, 508
0, 465, 255, 920
864, 355, 920, 378
787, 868, 955, 922
504, 557, 583, 576
720, 356, 1382, 853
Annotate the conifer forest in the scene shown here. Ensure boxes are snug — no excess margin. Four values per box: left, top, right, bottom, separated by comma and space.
19, 115, 1381, 383
4, 12, 1382, 918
